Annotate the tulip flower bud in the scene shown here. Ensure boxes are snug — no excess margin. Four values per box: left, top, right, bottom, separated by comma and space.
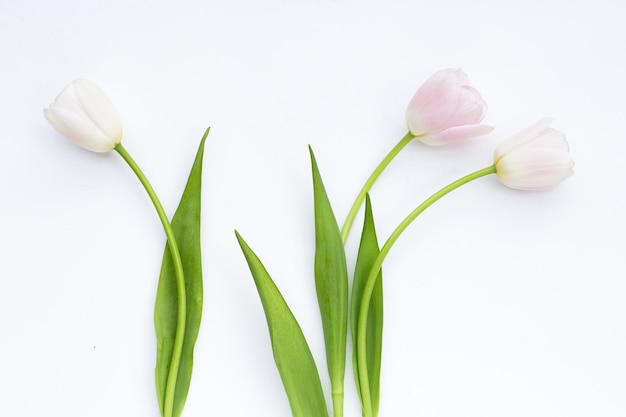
405, 68, 493, 146
494, 118, 574, 190
44, 79, 123, 153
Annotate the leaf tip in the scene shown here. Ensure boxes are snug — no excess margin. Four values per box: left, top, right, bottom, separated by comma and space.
234, 230, 250, 252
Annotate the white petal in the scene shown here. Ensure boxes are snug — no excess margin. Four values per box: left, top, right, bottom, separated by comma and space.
534, 128, 569, 151
494, 117, 555, 162
44, 107, 116, 152
496, 147, 574, 190
73, 79, 122, 143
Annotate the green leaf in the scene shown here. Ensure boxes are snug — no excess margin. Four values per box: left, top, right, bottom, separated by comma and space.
309, 146, 348, 417
351, 194, 383, 417
236, 232, 330, 417
154, 128, 208, 417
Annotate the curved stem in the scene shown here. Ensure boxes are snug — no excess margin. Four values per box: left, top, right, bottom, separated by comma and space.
356, 165, 497, 417
340, 132, 415, 243
115, 144, 186, 417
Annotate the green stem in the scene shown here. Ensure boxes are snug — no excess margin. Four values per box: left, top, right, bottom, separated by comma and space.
333, 390, 344, 417
356, 165, 497, 417
340, 132, 415, 243
115, 144, 186, 417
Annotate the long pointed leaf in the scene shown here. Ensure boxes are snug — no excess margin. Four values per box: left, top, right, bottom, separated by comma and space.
351, 194, 383, 417
154, 128, 208, 417
236, 232, 330, 417
309, 146, 348, 416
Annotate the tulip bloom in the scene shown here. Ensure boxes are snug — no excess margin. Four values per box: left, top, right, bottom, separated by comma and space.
44, 79, 123, 152
406, 68, 493, 146
341, 69, 493, 241
494, 118, 574, 190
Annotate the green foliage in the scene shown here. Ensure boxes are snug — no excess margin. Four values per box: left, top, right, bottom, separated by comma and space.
309, 147, 348, 417
236, 232, 330, 417
154, 128, 208, 417
351, 195, 383, 417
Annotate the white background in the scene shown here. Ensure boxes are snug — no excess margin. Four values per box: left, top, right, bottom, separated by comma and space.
1, 0, 625, 416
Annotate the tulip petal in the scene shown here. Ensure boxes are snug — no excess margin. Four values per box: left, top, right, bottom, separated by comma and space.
44, 107, 117, 152
496, 147, 574, 190
407, 72, 466, 134
418, 124, 494, 146
533, 128, 569, 151
447, 85, 488, 125
73, 79, 123, 142
494, 117, 554, 162
408, 69, 466, 109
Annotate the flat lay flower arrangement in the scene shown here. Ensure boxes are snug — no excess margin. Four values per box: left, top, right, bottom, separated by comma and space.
45, 69, 573, 417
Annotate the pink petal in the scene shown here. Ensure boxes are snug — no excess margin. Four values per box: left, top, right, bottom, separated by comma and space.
418, 124, 494, 146
406, 69, 467, 134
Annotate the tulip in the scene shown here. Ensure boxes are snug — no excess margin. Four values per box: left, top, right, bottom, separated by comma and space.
340, 69, 493, 241
45, 79, 209, 417
494, 118, 574, 190
405, 68, 493, 146
44, 79, 123, 152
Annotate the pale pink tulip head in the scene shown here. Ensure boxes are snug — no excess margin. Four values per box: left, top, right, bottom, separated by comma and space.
44, 79, 123, 153
494, 118, 574, 190
405, 69, 493, 146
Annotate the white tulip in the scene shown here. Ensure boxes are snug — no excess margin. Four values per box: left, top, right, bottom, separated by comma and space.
44, 79, 122, 152
494, 118, 574, 190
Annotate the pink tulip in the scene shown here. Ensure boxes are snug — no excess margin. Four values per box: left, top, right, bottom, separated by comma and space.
494, 118, 574, 190
405, 69, 493, 146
